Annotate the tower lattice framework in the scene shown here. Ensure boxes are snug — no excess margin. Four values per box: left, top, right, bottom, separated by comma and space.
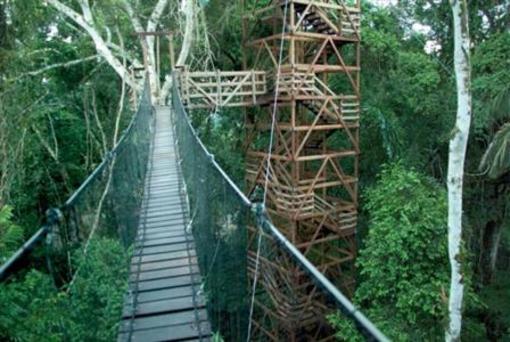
242, 0, 361, 339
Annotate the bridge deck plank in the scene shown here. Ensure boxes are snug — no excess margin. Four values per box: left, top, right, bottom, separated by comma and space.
119, 106, 211, 342
118, 321, 211, 342
134, 250, 196, 264
129, 257, 197, 273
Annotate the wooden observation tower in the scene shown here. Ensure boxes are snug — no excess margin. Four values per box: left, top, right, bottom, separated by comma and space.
179, 0, 361, 339
242, 0, 360, 339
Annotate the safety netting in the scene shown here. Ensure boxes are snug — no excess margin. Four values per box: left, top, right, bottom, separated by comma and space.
58, 80, 152, 254
173, 78, 251, 341
172, 75, 387, 341
45, 79, 153, 287
0, 79, 153, 340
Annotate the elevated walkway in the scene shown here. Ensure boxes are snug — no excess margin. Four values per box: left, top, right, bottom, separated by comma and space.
119, 106, 211, 342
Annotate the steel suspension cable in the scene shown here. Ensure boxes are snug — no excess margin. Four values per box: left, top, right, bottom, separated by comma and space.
171, 78, 389, 341
248, 0, 290, 339
262, 0, 290, 207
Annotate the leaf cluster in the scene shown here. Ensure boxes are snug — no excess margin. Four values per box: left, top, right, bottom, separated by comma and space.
0, 237, 129, 341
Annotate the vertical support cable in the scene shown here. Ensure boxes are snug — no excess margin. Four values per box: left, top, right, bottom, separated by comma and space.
263, 0, 290, 206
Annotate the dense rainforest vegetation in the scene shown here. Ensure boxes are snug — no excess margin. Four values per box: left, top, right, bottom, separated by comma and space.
0, 0, 508, 340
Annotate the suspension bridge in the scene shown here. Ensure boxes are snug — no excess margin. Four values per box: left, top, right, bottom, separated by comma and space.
119, 106, 211, 341
0, 1, 391, 341
0, 79, 386, 342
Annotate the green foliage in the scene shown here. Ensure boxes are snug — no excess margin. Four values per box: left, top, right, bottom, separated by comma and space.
479, 123, 510, 179
356, 3, 454, 183
192, 108, 246, 182
362, 163, 448, 337
389, 52, 441, 117
358, 106, 403, 185
331, 163, 450, 340
212, 331, 225, 342
479, 270, 510, 339
0, 0, 135, 231
205, 0, 244, 69
362, 6, 402, 59
0, 0, 508, 339
330, 163, 485, 340
0, 205, 24, 262
0, 238, 129, 341
0, 270, 69, 341
67, 238, 130, 341
472, 32, 510, 133
472, 36, 510, 179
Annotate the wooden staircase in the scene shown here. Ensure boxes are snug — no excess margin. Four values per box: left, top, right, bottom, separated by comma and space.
294, 2, 360, 38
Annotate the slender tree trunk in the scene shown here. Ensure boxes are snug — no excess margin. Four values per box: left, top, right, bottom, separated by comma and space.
146, 0, 169, 102
159, 0, 195, 103
479, 219, 503, 285
46, 0, 139, 91
177, 0, 194, 67
47, 0, 197, 105
446, 1, 472, 341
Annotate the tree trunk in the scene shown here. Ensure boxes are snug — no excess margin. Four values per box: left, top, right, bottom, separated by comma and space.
146, 0, 169, 102
446, 1, 472, 341
159, 0, 196, 103
176, 0, 194, 67
46, 0, 139, 91
47, 0, 198, 105
479, 219, 503, 285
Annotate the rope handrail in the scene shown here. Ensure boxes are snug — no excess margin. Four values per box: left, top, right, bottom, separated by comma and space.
172, 73, 251, 207
171, 71, 389, 342
0, 77, 152, 282
65, 77, 151, 208
2, 71, 388, 341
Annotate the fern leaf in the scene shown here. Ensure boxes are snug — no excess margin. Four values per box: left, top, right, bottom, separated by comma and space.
480, 123, 510, 179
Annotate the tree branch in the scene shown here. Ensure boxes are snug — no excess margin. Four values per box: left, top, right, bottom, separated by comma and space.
160, 0, 195, 102
46, 0, 139, 90
113, 26, 127, 146
106, 42, 142, 68
147, 0, 169, 32
446, 0, 472, 340
12, 55, 98, 81
121, 0, 143, 33
47, 113, 59, 161
77, 0, 93, 24
91, 90, 108, 155
32, 125, 59, 162
177, 0, 195, 67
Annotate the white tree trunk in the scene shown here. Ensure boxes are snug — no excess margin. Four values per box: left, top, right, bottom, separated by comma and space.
47, 0, 196, 104
121, 0, 156, 100
146, 0, 169, 101
159, 0, 195, 103
176, 0, 194, 67
46, 0, 140, 91
446, 1, 471, 341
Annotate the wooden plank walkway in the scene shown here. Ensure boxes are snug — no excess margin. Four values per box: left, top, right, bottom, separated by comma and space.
119, 106, 211, 342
